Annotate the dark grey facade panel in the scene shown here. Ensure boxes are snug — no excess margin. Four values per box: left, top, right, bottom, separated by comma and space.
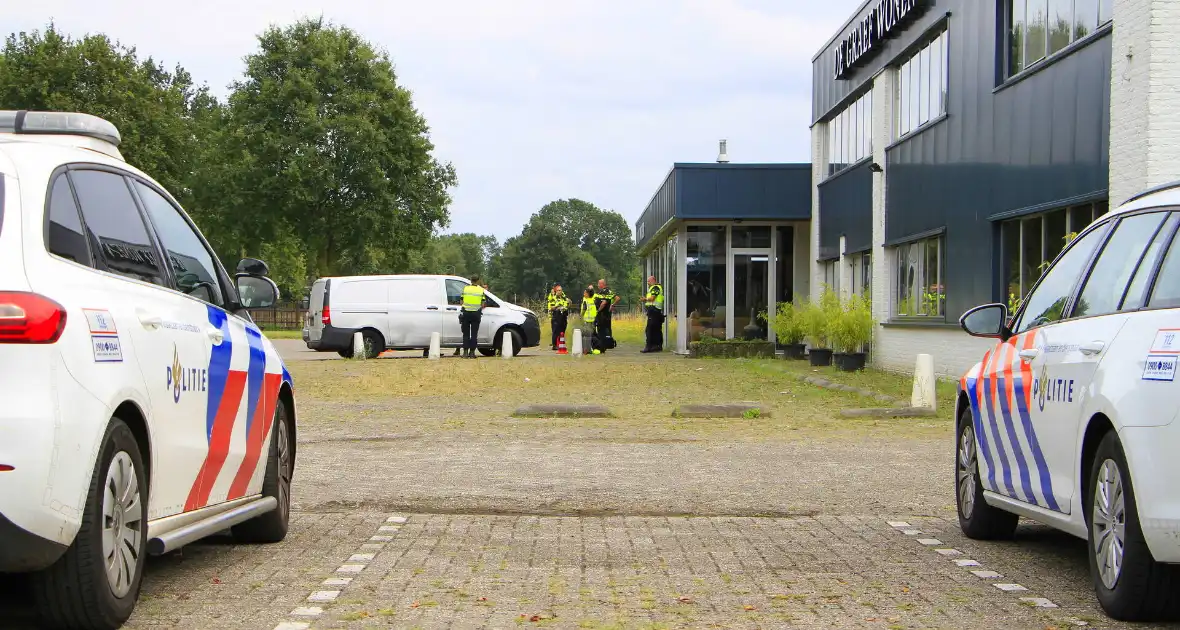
635, 168, 676, 250
818, 161, 874, 257
676, 165, 811, 221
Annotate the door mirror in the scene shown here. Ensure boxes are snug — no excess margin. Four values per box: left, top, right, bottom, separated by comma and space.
235, 257, 270, 277
236, 275, 279, 309
960, 303, 1009, 339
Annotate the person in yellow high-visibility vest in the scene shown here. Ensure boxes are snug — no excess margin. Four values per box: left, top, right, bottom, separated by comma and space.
546, 284, 570, 350
459, 276, 487, 358
641, 275, 665, 353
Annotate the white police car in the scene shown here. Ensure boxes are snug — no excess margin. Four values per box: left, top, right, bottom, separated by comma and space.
0, 111, 296, 629
957, 182, 1180, 621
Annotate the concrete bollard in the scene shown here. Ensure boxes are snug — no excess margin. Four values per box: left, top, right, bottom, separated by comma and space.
428, 332, 441, 359
352, 331, 365, 360
502, 330, 514, 359
911, 353, 936, 410
571, 328, 584, 356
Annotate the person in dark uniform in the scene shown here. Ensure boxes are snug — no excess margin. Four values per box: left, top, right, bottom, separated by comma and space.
546, 284, 570, 350
459, 275, 487, 358
641, 275, 665, 353
592, 278, 619, 351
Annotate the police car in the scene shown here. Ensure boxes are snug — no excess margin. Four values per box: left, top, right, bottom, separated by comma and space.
957, 182, 1180, 621
0, 111, 296, 629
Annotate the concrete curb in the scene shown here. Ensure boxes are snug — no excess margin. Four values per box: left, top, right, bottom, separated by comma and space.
513, 404, 613, 418
673, 404, 768, 418
839, 407, 938, 418
795, 374, 900, 404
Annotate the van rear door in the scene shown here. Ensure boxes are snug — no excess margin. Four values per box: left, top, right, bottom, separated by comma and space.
384, 277, 444, 348
307, 279, 327, 344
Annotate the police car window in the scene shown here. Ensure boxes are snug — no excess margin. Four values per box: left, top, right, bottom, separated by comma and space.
1014, 223, 1107, 333
446, 279, 466, 306
1122, 214, 1178, 311
70, 170, 166, 286
1148, 224, 1180, 309
1074, 212, 1168, 318
46, 174, 92, 265
134, 182, 224, 306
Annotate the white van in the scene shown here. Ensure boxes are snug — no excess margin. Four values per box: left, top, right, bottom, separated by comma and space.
302, 275, 541, 357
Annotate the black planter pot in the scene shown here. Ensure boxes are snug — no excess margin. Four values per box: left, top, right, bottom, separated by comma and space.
782, 343, 807, 360
833, 352, 867, 372
808, 348, 833, 366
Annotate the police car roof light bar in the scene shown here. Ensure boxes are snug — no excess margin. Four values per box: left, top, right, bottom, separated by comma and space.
0, 110, 122, 147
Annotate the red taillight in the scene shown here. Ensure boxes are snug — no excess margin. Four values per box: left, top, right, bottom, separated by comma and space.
321, 305, 331, 326
0, 292, 67, 344
0, 465, 13, 472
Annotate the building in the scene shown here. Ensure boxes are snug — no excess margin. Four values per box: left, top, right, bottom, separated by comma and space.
811, 0, 1180, 376
634, 159, 811, 354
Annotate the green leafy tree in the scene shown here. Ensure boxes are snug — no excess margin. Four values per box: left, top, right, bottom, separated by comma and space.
491, 222, 606, 301
222, 18, 457, 281
0, 23, 218, 207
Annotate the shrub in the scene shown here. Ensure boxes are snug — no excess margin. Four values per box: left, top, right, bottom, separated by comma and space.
830, 294, 875, 353
802, 285, 839, 348
772, 299, 806, 345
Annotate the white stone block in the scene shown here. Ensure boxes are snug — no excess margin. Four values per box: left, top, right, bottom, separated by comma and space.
352, 332, 365, 359
502, 330, 514, 359
572, 328, 584, 356
428, 332, 441, 359
911, 353, 936, 410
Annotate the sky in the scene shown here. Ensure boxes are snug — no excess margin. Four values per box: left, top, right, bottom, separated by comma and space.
8, 1, 863, 241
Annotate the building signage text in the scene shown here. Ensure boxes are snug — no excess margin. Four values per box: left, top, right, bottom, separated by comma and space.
834, 0, 928, 80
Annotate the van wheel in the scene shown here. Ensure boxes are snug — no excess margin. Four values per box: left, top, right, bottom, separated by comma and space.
361, 329, 384, 359
478, 348, 497, 357
33, 418, 148, 630
232, 398, 294, 544
1087, 431, 1180, 621
493, 329, 524, 356
956, 408, 1018, 540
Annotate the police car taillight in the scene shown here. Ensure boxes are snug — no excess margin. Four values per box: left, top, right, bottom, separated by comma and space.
0, 292, 67, 344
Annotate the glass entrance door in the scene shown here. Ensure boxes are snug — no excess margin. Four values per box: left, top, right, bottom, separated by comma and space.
733, 253, 770, 340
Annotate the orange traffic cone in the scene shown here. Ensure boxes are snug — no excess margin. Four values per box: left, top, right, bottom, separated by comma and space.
556, 331, 568, 355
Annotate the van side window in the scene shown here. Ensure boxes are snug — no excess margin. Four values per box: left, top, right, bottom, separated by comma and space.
445, 279, 466, 306
46, 174, 92, 266
70, 169, 167, 287
1075, 212, 1169, 318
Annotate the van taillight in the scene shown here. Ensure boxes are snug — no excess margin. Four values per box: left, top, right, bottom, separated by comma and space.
321, 305, 331, 326
0, 292, 67, 344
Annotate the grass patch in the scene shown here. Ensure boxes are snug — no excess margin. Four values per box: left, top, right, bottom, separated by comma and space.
764, 360, 959, 410
261, 329, 303, 340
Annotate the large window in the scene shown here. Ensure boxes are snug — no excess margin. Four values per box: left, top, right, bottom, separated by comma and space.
686, 226, 726, 341
1008, 0, 1111, 77
1001, 201, 1108, 306
827, 91, 872, 177
898, 30, 949, 138
895, 236, 943, 317
849, 252, 871, 298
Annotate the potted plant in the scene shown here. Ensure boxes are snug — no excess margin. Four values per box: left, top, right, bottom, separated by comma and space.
803, 286, 838, 366
831, 294, 874, 371
773, 300, 807, 359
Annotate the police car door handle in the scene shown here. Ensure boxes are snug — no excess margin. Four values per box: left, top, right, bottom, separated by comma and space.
137, 310, 162, 329
205, 328, 224, 344
1079, 341, 1105, 356
1018, 348, 1040, 362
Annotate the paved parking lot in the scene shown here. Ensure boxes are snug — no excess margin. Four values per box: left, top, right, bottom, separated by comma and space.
3, 343, 1176, 628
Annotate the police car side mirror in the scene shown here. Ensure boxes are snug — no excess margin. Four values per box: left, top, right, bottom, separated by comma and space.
236, 275, 279, 309
235, 257, 270, 277
960, 303, 1009, 339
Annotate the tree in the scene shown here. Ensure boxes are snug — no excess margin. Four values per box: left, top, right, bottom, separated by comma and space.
0, 23, 217, 207
222, 18, 457, 281
499, 199, 640, 302
403, 232, 499, 279
491, 222, 606, 302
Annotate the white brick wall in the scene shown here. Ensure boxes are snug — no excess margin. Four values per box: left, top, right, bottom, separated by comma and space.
873, 326, 996, 377
810, 122, 827, 302
1110, 0, 1180, 206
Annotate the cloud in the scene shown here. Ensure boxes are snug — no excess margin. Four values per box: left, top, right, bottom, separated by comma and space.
7, 0, 860, 239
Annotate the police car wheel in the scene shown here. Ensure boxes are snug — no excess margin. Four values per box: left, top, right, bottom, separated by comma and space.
232, 398, 293, 544
1087, 432, 1180, 621
32, 417, 147, 630
956, 408, 1018, 540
